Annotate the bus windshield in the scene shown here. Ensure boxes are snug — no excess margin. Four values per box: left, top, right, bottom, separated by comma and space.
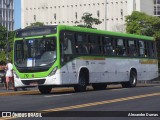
14, 37, 56, 68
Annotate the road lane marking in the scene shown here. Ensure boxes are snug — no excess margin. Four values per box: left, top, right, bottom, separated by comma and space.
1, 92, 160, 120
40, 92, 160, 113
44, 94, 72, 98
111, 88, 128, 91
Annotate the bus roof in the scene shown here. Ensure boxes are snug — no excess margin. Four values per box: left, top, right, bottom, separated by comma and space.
58, 25, 154, 41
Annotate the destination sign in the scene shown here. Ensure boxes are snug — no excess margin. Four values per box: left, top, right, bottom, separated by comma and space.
16, 26, 57, 38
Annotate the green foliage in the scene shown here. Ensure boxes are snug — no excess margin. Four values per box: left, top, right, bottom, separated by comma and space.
0, 51, 6, 64
0, 26, 7, 50
76, 12, 102, 28
26, 22, 44, 28
126, 11, 160, 39
0, 25, 14, 64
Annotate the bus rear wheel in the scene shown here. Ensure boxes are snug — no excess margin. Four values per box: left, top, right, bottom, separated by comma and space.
74, 75, 87, 92
92, 83, 107, 90
38, 86, 52, 94
121, 70, 137, 88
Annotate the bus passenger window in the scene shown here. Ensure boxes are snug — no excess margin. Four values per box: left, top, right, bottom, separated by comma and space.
75, 34, 88, 54
61, 32, 74, 64
89, 34, 100, 55
76, 44, 89, 54
139, 41, 145, 57
63, 33, 73, 55
149, 42, 156, 58
64, 38, 72, 54
103, 37, 114, 55
116, 38, 126, 56
90, 44, 100, 54
128, 40, 137, 56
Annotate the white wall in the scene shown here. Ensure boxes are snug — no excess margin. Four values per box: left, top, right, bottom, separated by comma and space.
21, 0, 105, 29
140, 0, 154, 15
21, 0, 155, 32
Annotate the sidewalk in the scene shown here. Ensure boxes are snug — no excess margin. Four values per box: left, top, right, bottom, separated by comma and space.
0, 83, 37, 93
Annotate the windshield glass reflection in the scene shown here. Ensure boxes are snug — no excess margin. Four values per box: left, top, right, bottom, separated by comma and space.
14, 37, 56, 68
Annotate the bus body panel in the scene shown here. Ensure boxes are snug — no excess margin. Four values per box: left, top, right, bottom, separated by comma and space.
59, 57, 158, 85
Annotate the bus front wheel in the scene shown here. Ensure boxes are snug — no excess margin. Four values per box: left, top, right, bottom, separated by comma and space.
38, 86, 52, 94
121, 70, 137, 88
74, 75, 87, 92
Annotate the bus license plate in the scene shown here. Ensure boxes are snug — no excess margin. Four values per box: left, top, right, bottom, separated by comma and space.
30, 82, 38, 86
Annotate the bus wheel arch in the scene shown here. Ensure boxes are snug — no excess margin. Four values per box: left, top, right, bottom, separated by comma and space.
74, 67, 89, 92
121, 68, 137, 88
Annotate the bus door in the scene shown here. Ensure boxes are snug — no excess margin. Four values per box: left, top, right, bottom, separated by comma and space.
60, 32, 77, 84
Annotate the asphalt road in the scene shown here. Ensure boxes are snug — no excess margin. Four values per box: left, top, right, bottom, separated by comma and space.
0, 84, 160, 120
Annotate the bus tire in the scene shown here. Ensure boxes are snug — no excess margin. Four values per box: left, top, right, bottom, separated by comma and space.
92, 83, 107, 90
74, 74, 87, 92
14, 87, 17, 91
38, 86, 52, 94
121, 70, 137, 88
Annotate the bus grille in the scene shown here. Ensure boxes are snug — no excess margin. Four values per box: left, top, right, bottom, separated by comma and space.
21, 79, 46, 85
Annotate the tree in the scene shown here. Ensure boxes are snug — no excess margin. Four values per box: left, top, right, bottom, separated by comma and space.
26, 22, 44, 28
125, 11, 160, 38
125, 11, 160, 65
8, 31, 15, 61
0, 25, 14, 64
0, 26, 7, 64
0, 26, 7, 50
76, 12, 102, 28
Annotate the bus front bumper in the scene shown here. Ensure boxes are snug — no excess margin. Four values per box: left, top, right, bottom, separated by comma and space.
14, 73, 62, 87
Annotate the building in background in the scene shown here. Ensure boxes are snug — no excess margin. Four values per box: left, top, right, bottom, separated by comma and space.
0, 0, 14, 31
154, 0, 160, 16
21, 0, 157, 32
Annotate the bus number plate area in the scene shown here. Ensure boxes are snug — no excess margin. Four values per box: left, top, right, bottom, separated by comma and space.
21, 79, 46, 86
30, 82, 38, 86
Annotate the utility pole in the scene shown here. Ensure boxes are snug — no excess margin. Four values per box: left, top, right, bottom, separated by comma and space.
4, 0, 12, 61
105, 0, 107, 30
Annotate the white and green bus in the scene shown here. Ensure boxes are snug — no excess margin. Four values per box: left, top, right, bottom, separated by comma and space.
13, 25, 158, 94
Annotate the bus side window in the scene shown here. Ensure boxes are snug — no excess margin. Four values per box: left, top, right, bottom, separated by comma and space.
144, 42, 150, 58
149, 42, 156, 58
61, 32, 74, 64
103, 36, 114, 55
89, 34, 100, 55
139, 41, 145, 57
63, 33, 73, 54
75, 34, 88, 54
128, 40, 137, 56
116, 38, 126, 56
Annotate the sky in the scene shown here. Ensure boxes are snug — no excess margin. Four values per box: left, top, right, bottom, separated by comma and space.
14, 0, 21, 30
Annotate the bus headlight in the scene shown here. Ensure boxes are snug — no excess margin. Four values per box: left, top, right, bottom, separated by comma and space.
49, 67, 58, 76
